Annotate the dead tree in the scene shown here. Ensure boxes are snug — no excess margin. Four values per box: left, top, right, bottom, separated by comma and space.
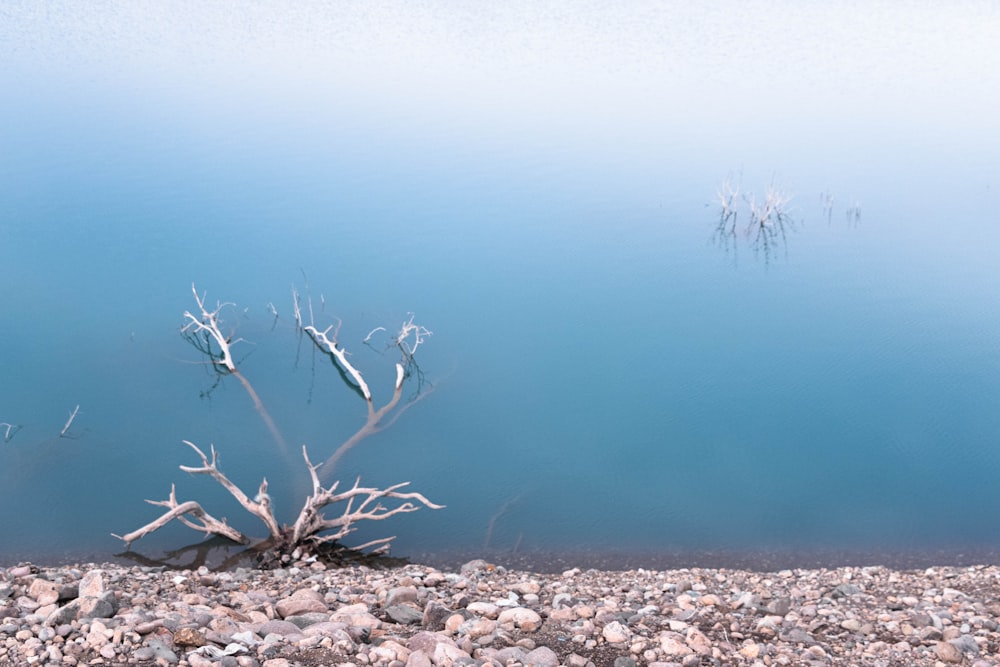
182, 284, 289, 454
114, 440, 442, 556
294, 287, 433, 479
712, 175, 796, 265
117, 284, 440, 560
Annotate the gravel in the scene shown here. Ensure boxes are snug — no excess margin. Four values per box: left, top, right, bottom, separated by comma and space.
2, 556, 999, 666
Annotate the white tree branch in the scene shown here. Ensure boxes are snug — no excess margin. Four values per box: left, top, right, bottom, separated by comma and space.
113, 484, 247, 547
59, 404, 81, 438
292, 445, 444, 546
395, 314, 432, 359
178, 440, 282, 538
303, 324, 372, 401
1, 422, 22, 443
181, 283, 238, 373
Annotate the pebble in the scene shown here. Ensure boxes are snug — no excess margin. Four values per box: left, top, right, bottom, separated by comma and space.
0, 559, 997, 666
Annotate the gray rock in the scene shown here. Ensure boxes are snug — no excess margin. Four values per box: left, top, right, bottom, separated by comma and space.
831, 583, 862, 598
766, 597, 792, 616
258, 619, 305, 637
386, 586, 419, 608
387, 604, 424, 625
780, 628, 815, 645
493, 646, 528, 663
422, 602, 454, 630
459, 560, 491, 576
407, 631, 442, 655
145, 638, 179, 665
614, 658, 637, 667
524, 645, 559, 667
950, 634, 980, 655
283, 612, 330, 629
81, 591, 118, 618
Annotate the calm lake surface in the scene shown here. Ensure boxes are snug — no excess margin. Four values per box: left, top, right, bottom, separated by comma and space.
2, 1, 1000, 570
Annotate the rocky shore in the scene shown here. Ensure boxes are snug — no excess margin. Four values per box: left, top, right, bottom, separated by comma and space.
2, 556, 999, 667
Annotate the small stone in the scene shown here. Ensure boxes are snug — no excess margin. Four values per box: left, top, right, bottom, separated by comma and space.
935, 640, 963, 663
276, 597, 327, 618
421, 602, 454, 631
602, 621, 630, 643
512, 581, 541, 595
523, 646, 559, 667
659, 632, 693, 656
432, 641, 472, 667
386, 604, 424, 625
28, 578, 60, 605
386, 586, 419, 608
841, 618, 862, 632
406, 649, 433, 667
685, 628, 711, 655
767, 597, 792, 616
174, 627, 207, 647
78, 570, 105, 597
258, 620, 305, 637
78, 591, 118, 619
466, 601, 499, 618
284, 612, 331, 629
498, 607, 543, 632
145, 638, 179, 665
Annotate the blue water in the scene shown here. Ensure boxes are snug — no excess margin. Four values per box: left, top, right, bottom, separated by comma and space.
2, 1, 1000, 569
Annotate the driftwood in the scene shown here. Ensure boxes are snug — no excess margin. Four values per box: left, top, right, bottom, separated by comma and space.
181, 284, 288, 454
118, 284, 440, 560
114, 441, 442, 555
295, 289, 433, 480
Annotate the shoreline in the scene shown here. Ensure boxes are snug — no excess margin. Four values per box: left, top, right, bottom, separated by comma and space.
2, 553, 999, 666
5, 544, 1000, 575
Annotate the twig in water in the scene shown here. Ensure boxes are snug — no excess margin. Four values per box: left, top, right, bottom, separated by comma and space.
60, 405, 81, 438
1, 422, 22, 443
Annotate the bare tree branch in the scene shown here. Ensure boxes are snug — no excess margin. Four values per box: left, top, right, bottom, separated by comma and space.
319, 362, 406, 478
0, 422, 22, 443
178, 440, 282, 538
116, 443, 442, 557
181, 283, 240, 373
292, 445, 444, 546
181, 285, 289, 455
303, 324, 373, 401
112, 484, 248, 547
118, 284, 441, 560
59, 404, 81, 438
